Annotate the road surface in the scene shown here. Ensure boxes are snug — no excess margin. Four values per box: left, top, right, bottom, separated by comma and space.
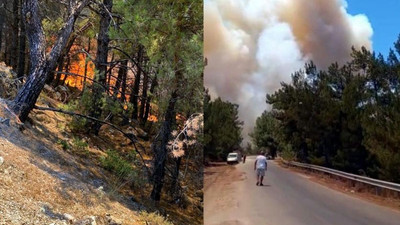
204, 156, 400, 225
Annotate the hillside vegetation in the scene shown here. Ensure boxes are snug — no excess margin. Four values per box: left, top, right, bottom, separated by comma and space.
0, 0, 203, 224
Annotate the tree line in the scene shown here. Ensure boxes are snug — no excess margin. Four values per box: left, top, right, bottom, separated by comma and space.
0, 0, 203, 204
204, 91, 243, 161
252, 37, 400, 183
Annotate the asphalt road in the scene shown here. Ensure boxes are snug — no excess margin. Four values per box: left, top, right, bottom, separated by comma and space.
204, 156, 400, 225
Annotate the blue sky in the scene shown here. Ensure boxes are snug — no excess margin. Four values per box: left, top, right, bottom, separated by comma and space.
346, 0, 400, 57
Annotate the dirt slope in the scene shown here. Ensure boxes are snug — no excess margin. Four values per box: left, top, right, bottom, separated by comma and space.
0, 100, 143, 225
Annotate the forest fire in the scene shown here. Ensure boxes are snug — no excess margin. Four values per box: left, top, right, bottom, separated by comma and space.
148, 115, 158, 122
65, 54, 94, 88
61, 45, 95, 89
56, 44, 159, 123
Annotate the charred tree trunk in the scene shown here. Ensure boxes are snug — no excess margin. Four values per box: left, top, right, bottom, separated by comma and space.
0, 1, 5, 59
150, 90, 178, 201
82, 37, 91, 91
139, 61, 149, 123
114, 59, 127, 101
17, 0, 26, 80
170, 156, 182, 198
130, 46, 143, 120
4, 21, 11, 65
52, 22, 92, 86
54, 57, 65, 86
24, 48, 30, 76
61, 56, 71, 86
120, 60, 127, 102
10, 0, 19, 69
49, 33, 75, 85
2, 0, 11, 63
143, 75, 157, 126
150, 36, 185, 200
89, 0, 113, 135
11, 0, 90, 121
107, 52, 115, 87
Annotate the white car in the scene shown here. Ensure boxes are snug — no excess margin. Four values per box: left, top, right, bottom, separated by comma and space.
227, 152, 240, 164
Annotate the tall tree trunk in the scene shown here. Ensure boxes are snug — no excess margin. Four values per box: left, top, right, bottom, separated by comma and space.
89, 0, 113, 135
130, 46, 143, 120
151, 90, 178, 201
114, 59, 127, 100
54, 57, 65, 86
120, 60, 128, 102
2, 0, 10, 62
24, 48, 30, 76
0, 2, 5, 59
139, 61, 149, 123
170, 156, 182, 199
82, 37, 91, 92
52, 22, 92, 86
107, 52, 115, 88
11, 0, 90, 121
17, 0, 26, 80
10, 0, 19, 69
61, 55, 71, 86
150, 32, 185, 200
143, 75, 157, 126
4, 22, 11, 65
48, 34, 75, 84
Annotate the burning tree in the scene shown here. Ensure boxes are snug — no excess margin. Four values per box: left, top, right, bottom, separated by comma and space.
10, 0, 90, 121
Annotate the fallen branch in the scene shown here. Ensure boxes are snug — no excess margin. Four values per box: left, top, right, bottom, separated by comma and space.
33, 105, 152, 178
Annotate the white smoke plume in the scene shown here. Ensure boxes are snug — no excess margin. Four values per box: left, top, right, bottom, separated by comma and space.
204, 0, 373, 145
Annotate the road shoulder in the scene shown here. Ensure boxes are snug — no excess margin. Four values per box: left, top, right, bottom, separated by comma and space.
276, 160, 400, 212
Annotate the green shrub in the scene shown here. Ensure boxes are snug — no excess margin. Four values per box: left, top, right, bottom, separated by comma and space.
309, 156, 325, 166
72, 137, 88, 149
100, 150, 134, 178
59, 90, 92, 132
71, 137, 89, 156
57, 139, 70, 150
281, 144, 296, 161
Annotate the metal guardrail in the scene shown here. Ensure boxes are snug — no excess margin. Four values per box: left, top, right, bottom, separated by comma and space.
282, 160, 400, 193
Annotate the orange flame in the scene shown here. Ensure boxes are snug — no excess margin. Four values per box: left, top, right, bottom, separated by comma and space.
57, 44, 158, 122
63, 45, 95, 89
148, 115, 158, 122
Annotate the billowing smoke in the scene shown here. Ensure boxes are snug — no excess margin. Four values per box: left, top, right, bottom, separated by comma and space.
204, 0, 373, 145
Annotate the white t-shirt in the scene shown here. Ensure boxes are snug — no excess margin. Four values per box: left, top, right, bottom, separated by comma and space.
256, 155, 267, 169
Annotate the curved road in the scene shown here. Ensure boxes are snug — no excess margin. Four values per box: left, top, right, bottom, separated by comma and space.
204, 156, 400, 225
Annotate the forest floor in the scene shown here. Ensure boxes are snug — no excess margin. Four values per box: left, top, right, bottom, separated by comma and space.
0, 64, 202, 225
0, 99, 140, 225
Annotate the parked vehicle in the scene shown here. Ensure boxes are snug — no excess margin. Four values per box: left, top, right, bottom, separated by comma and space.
227, 152, 241, 164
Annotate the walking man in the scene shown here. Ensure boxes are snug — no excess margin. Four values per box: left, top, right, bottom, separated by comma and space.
254, 151, 267, 186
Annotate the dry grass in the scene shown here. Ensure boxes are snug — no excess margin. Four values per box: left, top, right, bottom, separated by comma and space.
0, 101, 140, 224
138, 211, 174, 225
0, 94, 203, 224
0, 59, 206, 222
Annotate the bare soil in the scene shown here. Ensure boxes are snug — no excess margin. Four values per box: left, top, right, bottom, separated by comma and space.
0, 100, 142, 224
204, 162, 247, 224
